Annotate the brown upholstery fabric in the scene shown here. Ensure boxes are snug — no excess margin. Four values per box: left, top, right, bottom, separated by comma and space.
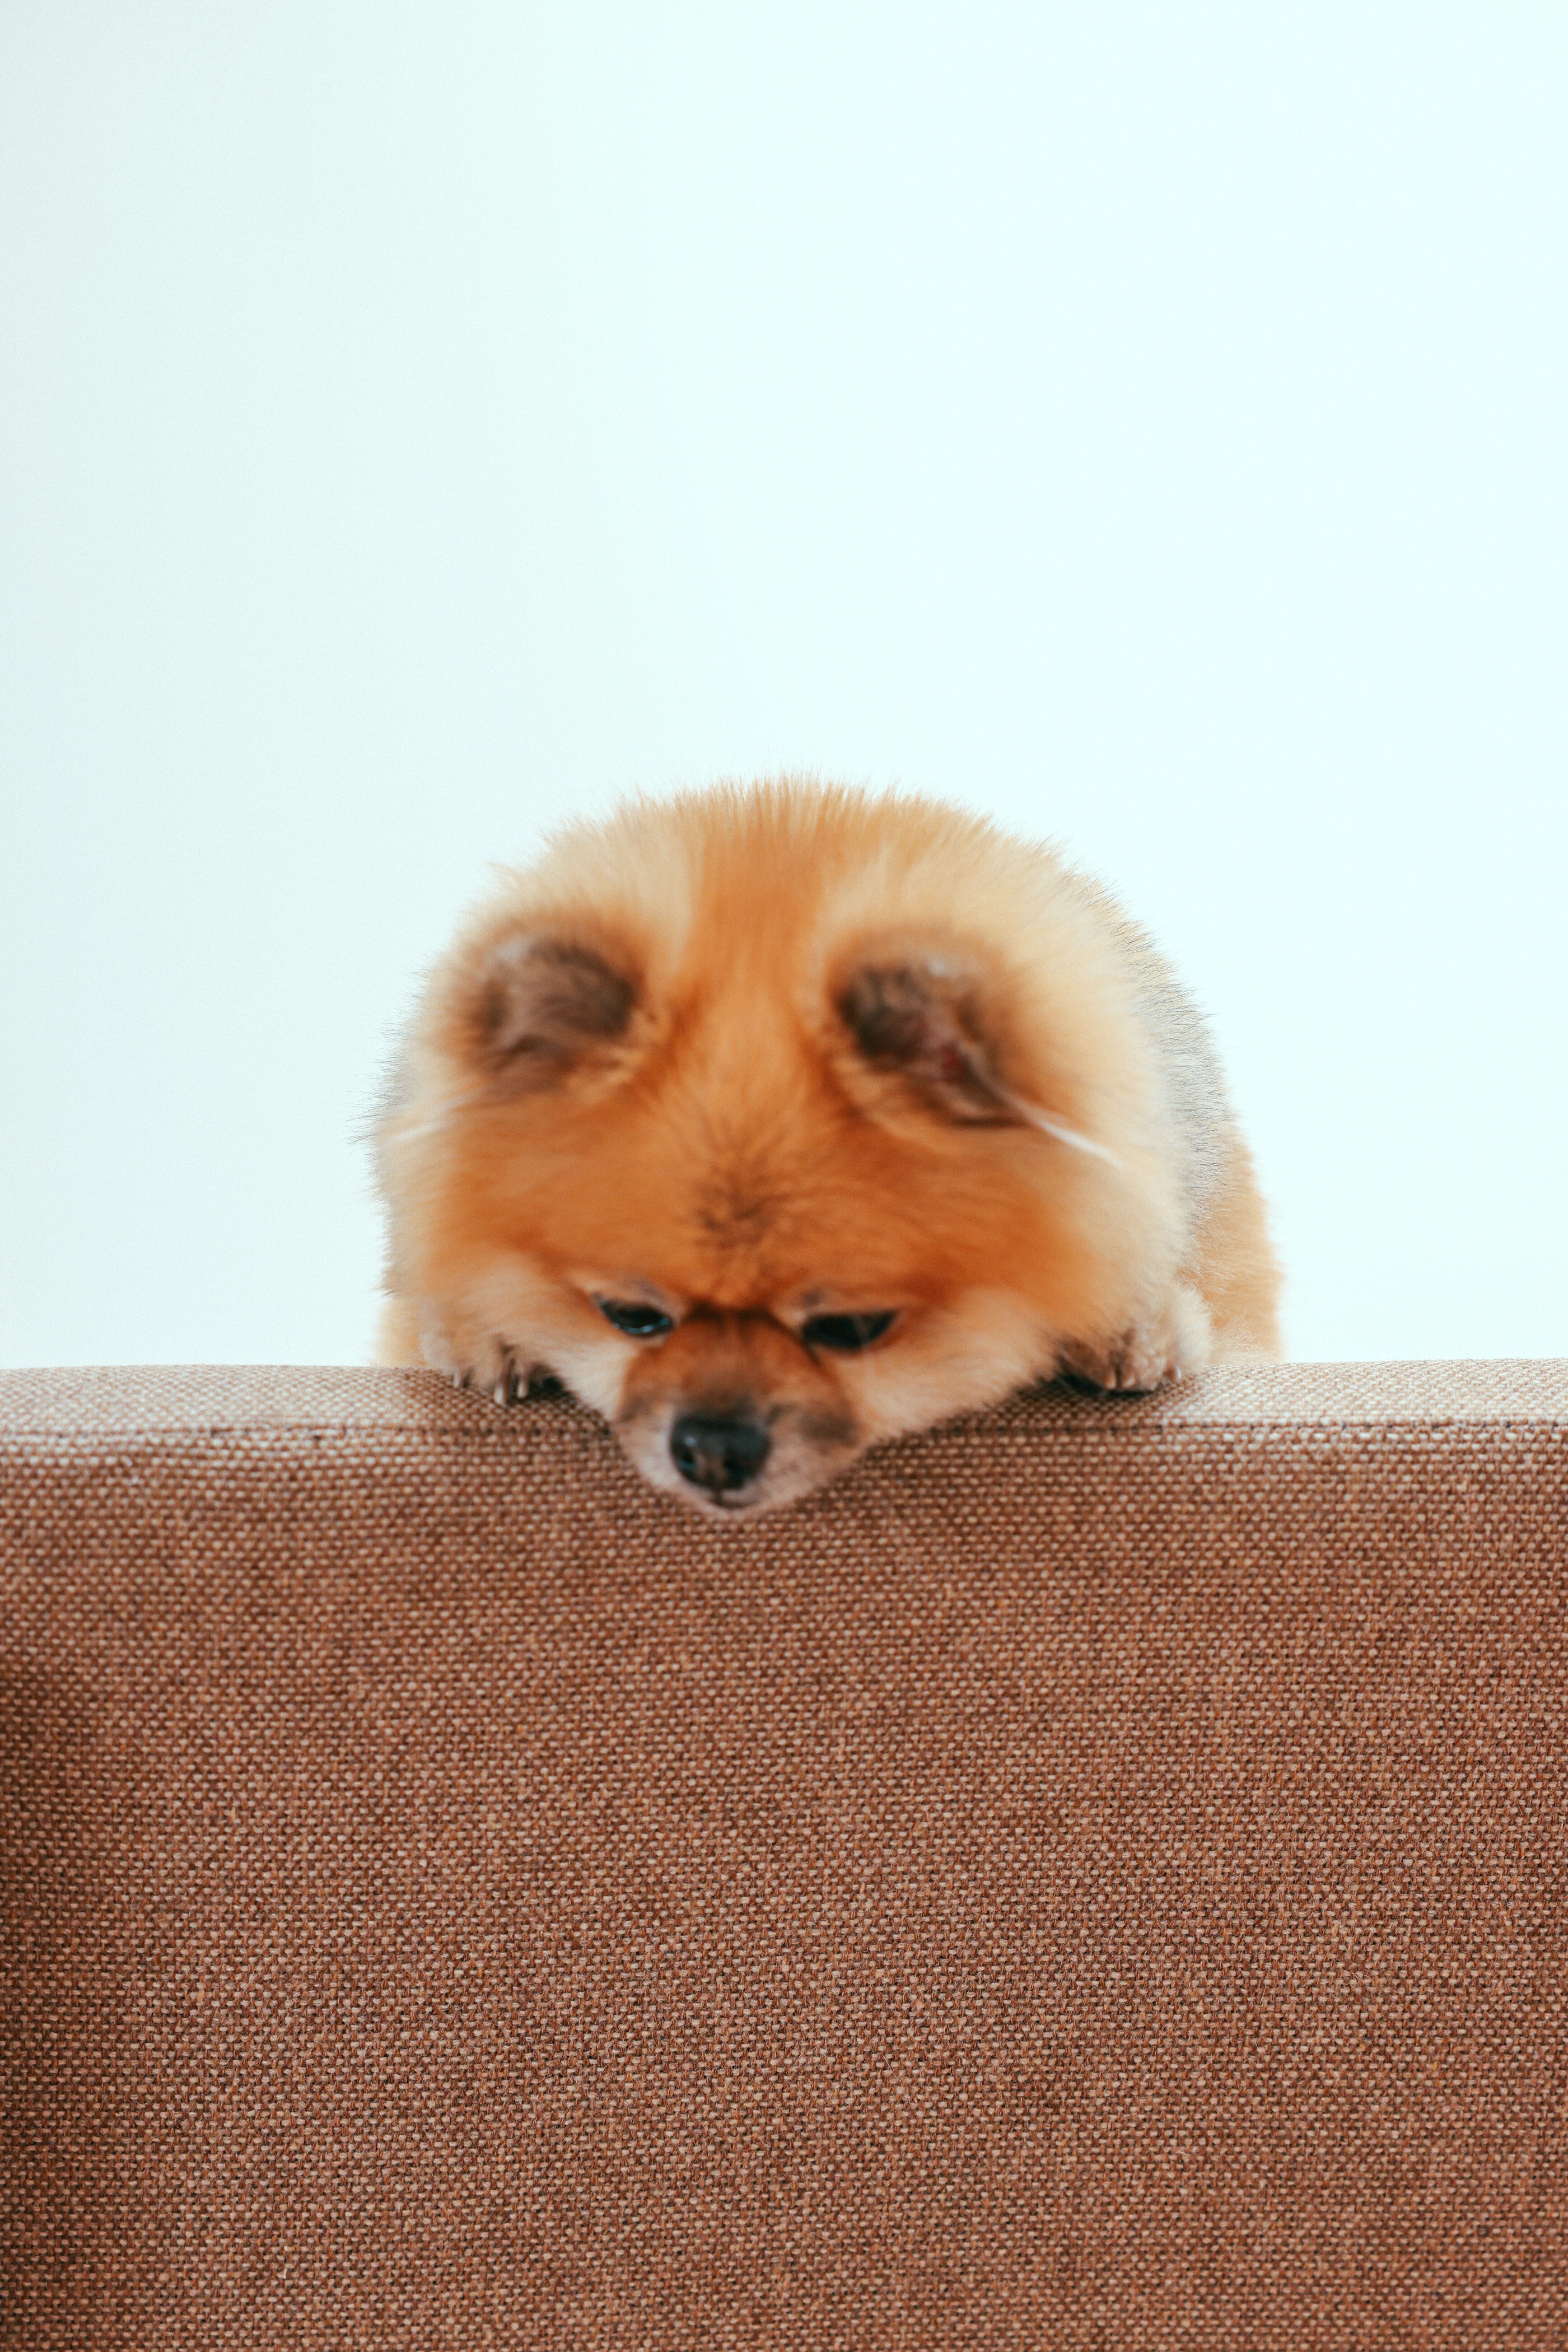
2, 1362, 1565, 2348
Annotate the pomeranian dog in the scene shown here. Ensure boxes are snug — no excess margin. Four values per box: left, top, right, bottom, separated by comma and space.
374, 780, 1281, 1516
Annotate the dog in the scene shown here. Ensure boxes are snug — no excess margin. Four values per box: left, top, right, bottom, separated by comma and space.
373, 779, 1282, 1515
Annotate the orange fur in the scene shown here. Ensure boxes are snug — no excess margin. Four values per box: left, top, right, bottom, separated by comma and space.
375, 781, 1282, 1514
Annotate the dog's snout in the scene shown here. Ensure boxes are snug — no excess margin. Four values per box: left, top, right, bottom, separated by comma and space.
669, 1412, 771, 1494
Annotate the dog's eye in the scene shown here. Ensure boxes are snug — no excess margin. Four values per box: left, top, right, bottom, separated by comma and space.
597, 1298, 675, 1339
800, 1311, 897, 1353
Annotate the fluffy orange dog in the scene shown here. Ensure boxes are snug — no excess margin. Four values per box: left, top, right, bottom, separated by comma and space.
375, 781, 1281, 1515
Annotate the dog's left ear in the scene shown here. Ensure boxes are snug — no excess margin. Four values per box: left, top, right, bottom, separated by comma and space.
463, 931, 639, 1087
837, 956, 1111, 1156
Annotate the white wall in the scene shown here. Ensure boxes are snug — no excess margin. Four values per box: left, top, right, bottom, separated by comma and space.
2, 2, 1564, 1369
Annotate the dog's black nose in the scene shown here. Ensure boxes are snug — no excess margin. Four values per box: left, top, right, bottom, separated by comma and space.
669, 1413, 771, 1493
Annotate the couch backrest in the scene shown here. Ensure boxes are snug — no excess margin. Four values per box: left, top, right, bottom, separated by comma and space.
2, 1363, 1565, 2347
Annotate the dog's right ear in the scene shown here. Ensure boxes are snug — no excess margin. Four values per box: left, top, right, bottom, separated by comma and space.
837, 952, 1113, 1157
836, 956, 1019, 1125
461, 932, 639, 1089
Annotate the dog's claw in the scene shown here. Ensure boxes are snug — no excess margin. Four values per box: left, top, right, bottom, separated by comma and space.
447, 1347, 536, 1406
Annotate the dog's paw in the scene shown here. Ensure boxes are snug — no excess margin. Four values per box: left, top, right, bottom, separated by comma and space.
452, 1349, 565, 1409
1057, 1286, 1212, 1395
452, 1346, 528, 1407
415, 1305, 539, 1406
449, 1347, 565, 1407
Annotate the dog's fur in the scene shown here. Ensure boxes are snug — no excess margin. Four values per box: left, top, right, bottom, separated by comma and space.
374, 780, 1281, 1515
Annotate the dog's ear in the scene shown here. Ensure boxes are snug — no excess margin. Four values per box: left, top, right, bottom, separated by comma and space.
837, 958, 1017, 1124
465, 933, 638, 1087
838, 956, 1110, 1156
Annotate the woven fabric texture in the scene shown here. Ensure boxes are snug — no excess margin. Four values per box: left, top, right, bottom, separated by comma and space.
2, 1363, 1565, 2349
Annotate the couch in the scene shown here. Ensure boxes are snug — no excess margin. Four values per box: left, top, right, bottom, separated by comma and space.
2, 1361, 1564, 2347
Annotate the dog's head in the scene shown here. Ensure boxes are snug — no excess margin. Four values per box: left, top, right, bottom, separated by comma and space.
380, 788, 1170, 1515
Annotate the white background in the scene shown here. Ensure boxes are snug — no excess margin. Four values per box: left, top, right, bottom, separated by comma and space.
2, 2, 1564, 1369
